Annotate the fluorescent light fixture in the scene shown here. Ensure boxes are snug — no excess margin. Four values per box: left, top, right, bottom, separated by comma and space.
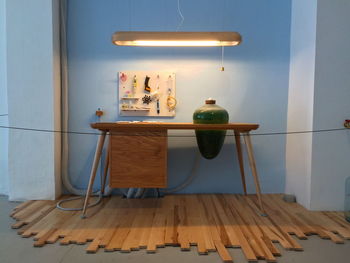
112, 31, 242, 47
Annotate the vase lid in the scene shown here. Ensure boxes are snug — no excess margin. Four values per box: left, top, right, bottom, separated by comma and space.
205, 98, 216, 104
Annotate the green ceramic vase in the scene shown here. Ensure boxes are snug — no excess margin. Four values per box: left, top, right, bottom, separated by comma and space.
193, 99, 229, 159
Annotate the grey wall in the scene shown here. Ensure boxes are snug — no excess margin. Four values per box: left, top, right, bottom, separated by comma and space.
310, 0, 350, 210
286, 0, 350, 210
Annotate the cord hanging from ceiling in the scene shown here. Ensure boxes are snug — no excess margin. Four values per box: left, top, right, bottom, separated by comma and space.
176, 0, 185, 31
221, 46, 225, 71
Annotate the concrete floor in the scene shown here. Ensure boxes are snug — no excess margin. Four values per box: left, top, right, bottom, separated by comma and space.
1, 196, 350, 263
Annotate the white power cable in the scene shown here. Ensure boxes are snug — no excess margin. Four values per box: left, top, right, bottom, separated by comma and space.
134, 188, 145, 198
221, 46, 225, 71
161, 151, 201, 194
56, 194, 102, 211
57, 0, 104, 211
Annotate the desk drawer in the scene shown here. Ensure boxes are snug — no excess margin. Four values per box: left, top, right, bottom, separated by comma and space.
109, 130, 167, 188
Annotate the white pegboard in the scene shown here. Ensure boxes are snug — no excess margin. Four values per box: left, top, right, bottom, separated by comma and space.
118, 71, 176, 117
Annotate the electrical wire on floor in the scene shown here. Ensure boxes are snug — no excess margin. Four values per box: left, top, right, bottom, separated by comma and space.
56, 109, 114, 211
134, 188, 145, 198
56, 193, 102, 211
161, 151, 201, 194
56, 133, 129, 211
57, 150, 201, 209
56, 149, 106, 211
56, 175, 129, 211
56, 168, 108, 211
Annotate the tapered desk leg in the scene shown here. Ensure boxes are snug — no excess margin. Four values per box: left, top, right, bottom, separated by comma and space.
82, 131, 107, 218
234, 131, 247, 195
243, 132, 266, 216
101, 136, 110, 195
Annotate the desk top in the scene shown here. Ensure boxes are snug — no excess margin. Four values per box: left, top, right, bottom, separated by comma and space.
91, 122, 259, 132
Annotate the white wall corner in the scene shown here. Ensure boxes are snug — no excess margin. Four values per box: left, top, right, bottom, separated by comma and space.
0, 0, 9, 196
285, 0, 318, 209
6, 0, 61, 201
308, 0, 350, 211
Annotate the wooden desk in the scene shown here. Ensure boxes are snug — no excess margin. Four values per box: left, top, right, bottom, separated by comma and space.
82, 122, 264, 217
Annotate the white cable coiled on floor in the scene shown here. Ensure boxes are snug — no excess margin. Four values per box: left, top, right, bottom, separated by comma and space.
57, 0, 107, 211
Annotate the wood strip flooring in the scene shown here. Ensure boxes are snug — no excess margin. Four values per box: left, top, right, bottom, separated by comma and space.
9, 194, 350, 263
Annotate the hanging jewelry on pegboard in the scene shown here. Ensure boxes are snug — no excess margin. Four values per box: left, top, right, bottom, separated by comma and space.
142, 95, 152, 104
119, 71, 176, 117
166, 75, 177, 112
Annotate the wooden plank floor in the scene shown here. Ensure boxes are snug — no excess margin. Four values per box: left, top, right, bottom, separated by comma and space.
9, 194, 350, 263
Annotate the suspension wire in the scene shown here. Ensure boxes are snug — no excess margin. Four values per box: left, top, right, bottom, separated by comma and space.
0, 125, 347, 137
0, 125, 100, 135
176, 0, 185, 31
128, 0, 132, 31
0, 114, 8, 117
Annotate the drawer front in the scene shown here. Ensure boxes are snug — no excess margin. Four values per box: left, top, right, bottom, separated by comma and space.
109, 130, 167, 188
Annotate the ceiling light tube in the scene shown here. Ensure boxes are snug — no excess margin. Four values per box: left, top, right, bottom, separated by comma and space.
112, 31, 242, 47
